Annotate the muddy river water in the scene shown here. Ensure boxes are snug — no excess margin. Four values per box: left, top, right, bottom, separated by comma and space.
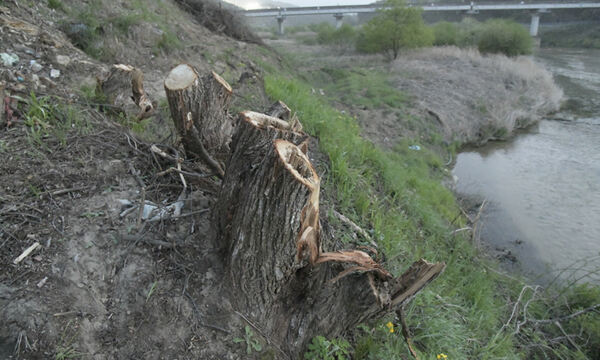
452, 48, 600, 283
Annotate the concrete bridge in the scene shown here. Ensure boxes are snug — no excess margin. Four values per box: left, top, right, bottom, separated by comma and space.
243, 2, 600, 35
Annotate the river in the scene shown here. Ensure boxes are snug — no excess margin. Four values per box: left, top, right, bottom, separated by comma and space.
452, 48, 600, 283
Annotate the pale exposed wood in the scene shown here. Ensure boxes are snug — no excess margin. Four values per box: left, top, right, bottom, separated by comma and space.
13, 242, 40, 264
391, 259, 446, 307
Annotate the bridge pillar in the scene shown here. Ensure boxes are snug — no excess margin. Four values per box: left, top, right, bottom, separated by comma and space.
334, 13, 344, 29
276, 15, 286, 35
530, 13, 540, 37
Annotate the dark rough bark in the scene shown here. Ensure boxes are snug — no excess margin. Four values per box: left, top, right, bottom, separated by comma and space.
164, 64, 233, 177
214, 111, 307, 254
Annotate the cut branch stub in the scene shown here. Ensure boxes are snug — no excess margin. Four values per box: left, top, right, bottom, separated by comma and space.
164, 64, 233, 177
97, 64, 154, 119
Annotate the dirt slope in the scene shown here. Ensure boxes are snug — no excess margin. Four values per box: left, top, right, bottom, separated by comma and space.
0, 1, 286, 359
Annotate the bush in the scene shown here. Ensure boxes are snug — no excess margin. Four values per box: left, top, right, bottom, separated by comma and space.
356, 0, 433, 59
477, 19, 533, 56
318, 24, 356, 51
432, 21, 458, 46
456, 17, 483, 47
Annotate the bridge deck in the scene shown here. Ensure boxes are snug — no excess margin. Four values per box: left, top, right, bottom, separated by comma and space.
244, 2, 600, 17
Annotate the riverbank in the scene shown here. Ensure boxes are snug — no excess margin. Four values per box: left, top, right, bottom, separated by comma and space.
391, 46, 563, 146
266, 33, 600, 358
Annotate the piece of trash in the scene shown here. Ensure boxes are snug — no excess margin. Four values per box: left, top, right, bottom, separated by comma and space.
1, 53, 19, 66
13, 242, 41, 264
17, 76, 24, 82
117, 189, 188, 221
50, 69, 60, 78
37, 277, 48, 288
30, 60, 42, 72
409, 145, 421, 151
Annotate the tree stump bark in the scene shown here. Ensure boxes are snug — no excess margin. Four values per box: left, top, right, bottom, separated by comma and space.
213, 110, 307, 254
164, 64, 233, 177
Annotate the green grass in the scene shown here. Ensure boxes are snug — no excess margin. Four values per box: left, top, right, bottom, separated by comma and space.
264, 74, 515, 358
307, 68, 406, 110
21, 93, 91, 150
263, 71, 600, 358
48, 0, 65, 11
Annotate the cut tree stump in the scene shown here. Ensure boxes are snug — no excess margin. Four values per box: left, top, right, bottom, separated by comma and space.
215, 116, 445, 356
164, 64, 233, 178
96, 64, 154, 120
162, 65, 446, 357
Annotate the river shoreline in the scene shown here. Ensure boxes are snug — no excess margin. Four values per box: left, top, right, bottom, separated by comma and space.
452, 47, 600, 284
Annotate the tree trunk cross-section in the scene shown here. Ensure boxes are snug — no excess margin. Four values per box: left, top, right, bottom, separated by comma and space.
164, 64, 233, 177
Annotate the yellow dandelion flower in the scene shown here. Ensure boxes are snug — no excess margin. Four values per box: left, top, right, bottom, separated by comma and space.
437, 354, 448, 360
386, 321, 394, 333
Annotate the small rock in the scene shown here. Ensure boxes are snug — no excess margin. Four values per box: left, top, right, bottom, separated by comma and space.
50, 69, 60, 78
55, 55, 70, 66
31, 74, 40, 88
37, 277, 48, 288
30, 60, 43, 72
0, 52, 19, 66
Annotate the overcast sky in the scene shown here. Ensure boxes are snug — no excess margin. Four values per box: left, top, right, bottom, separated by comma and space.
225, 0, 375, 9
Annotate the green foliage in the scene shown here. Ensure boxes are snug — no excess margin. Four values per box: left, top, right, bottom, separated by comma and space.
153, 30, 183, 54
21, 93, 90, 149
109, 13, 142, 34
304, 336, 351, 360
48, 0, 64, 11
432, 21, 458, 46
456, 17, 483, 47
356, 0, 433, 59
315, 23, 356, 51
477, 19, 533, 56
233, 325, 262, 355
55, 320, 84, 360
431, 18, 532, 57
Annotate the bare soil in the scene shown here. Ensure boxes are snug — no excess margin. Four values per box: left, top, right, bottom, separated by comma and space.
0, 2, 294, 359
